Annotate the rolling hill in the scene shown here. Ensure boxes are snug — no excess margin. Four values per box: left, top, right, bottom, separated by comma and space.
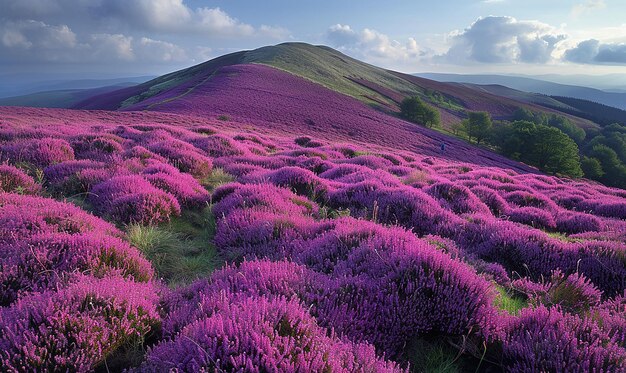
76, 43, 596, 130
419, 72, 626, 111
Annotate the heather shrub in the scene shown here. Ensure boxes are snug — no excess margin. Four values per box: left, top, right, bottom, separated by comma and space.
556, 212, 603, 234
192, 134, 248, 157
244, 166, 330, 201
328, 183, 462, 236
90, 176, 181, 224
214, 209, 315, 261
0, 232, 154, 306
160, 260, 321, 337
470, 186, 509, 216
320, 164, 400, 186
147, 139, 213, 178
141, 296, 401, 372
144, 172, 210, 207
306, 224, 499, 358
505, 207, 557, 230
0, 164, 40, 194
70, 134, 124, 161
426, 182, 490, 215
44, 160, 106, 185
0, 194, 120, 243
211, 182, 317, 218
1, 137, 74, 167
0, 276, 159, 372
504, 190, 557, 211
543, 270, 602, 313
501, 306, 625, 372
108, 191, 181, 225
591, 294, 626, 348
295, 156, 333, 174
341, 154, 394, 170
124, 145, 167, 162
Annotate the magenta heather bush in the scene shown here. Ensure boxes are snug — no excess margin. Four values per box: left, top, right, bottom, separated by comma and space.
147, 139, 213, 178
214, 209, 316, 261
459, 220, 626, 295
1, 137, 75, 167
556, 212, 603, 234
44, 159, 106, 184
0, 164, 40, 194
70, 134, 124, 161
543, 270, 602, 312
90, 175, 181, 224
503, 190, 558, 211
304, 223, 499, 357
108, 191, 181, 225
469, 186, 509, 216
426, 182, 490, 215
124, 145, 167, 163
160, 260, 320, 337
339, 154, 394, 169
0, 275, 159, 372
320, 163, 400, 186
243, 166, 331, 201
212, 182, 317, 218
144, 171, 209, 207
1, 232, 154, 306
505, 207, 557, 230
0, 193, 120, 243
191, 134, 249, 157
141, 296, 402, 372
501, 306, 625, 372
327, 182, 463, 236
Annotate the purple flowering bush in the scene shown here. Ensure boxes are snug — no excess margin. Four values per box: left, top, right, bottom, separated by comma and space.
0, 164, 40, 194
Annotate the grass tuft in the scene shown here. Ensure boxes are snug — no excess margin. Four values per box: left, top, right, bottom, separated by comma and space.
494, 285, 528, 315
201, 167, 235, 192
127, 206, 221, 285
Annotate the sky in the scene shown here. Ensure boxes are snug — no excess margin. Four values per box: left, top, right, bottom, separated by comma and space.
1, 0, 626, 81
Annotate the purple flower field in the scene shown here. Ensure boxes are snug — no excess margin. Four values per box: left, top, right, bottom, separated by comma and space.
0, 91, 625, 371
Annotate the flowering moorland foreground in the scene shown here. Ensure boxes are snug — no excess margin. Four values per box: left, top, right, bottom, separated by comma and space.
0, 103, 626, 372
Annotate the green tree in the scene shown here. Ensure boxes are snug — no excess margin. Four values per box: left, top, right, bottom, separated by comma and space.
465, 111, 492, 144
525, 126, 583, 177
589, 144, 626, 188
547, 114, 586, 144
581, 156, 605, 180
400, 96, 441, 128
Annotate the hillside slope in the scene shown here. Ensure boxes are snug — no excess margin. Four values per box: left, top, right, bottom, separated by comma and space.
1, 104, 625, 371
75, 43, 596, 129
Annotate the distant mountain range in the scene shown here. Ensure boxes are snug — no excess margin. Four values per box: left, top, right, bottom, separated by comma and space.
0, 76, 155, 108
417, 73, 626, 111
0, 84, 142, 108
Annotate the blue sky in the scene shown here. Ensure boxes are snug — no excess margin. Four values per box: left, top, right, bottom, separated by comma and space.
1, 0, 625, 78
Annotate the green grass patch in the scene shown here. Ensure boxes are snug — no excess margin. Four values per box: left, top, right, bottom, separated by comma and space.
545, 231, 583, 243
494, 285, 528, 315
127, 206, 221, 285
201, 167, 235, 192
407, 338, 461, 373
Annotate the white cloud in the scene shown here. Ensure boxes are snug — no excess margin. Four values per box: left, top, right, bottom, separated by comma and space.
1, 20, 76, 50
137, 37, 187, 62
564, 39, 626, 64
327, 24, 424, 63
571, 0, 606, 18
440, 16, 566, 64
90, 34, 134, 61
